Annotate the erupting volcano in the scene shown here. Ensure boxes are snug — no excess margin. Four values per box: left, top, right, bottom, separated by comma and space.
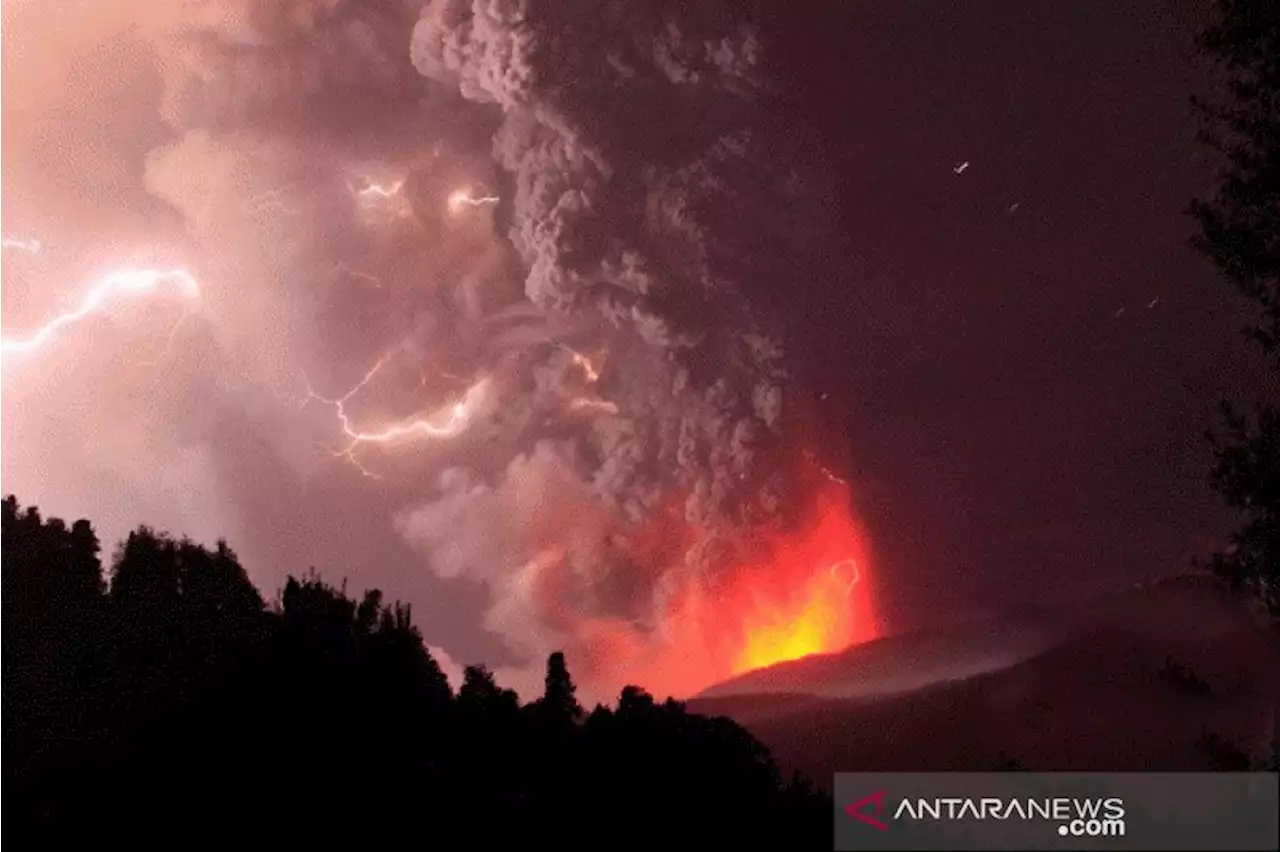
568, 474, 877, 701
692, 480, 876, 683
3, 0, 876, 705
707, 479, 876, 683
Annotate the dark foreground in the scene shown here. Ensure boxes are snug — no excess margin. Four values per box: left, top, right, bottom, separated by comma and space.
2, 496, 830, 849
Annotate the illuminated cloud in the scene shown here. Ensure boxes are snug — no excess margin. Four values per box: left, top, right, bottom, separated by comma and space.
2, 0, 868, 702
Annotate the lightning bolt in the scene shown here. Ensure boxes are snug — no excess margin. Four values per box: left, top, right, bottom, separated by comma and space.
447, 188, 500, 213
348, 175, 422, 231
349, 178, 406, 205
336, 262, 384, 289
131, 307, 198, 369
556, 346, 614, 414
304, 354, 490, 478
1, 267, 201, 357
561, 344, 602, 383
558, 342, 616, 411
304, 357, 392, 478
2, 236, 43, 254
568, 397, 619, 416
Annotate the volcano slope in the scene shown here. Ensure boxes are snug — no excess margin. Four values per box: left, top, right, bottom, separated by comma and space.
688, 573, 1279, 785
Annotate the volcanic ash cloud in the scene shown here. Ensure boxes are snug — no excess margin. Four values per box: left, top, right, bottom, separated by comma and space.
132, 0, 849, 698
400, 0, 842, 693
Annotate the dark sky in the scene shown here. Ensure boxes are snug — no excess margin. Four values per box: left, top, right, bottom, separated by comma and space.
784, 0, 1272, 628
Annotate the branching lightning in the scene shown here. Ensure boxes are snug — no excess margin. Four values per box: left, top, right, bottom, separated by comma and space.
130, 307, 198, 369
348, 175, 420, 230
350, 178, 406, 205
304, 354, 491, 478
1, 267, 201, 357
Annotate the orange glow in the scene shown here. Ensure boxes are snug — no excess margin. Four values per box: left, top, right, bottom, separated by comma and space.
723, 483, 876, 677
572, 474, 876, 700
734, 557, 864, 674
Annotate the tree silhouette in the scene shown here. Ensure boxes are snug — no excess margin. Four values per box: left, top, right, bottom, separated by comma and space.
459, 664, 520, 718
2, 497, 106, 780
540, 649, 583, 723
1191, 0, 1280, 623
2, 494, 832, 848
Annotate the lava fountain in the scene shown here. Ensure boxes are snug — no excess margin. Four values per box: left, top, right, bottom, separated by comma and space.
576, 473, 876, 700
721, 480, 877, 677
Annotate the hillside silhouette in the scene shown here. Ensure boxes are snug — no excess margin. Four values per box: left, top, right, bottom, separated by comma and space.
2, 495, 831, 848
690, 573, 1279, 783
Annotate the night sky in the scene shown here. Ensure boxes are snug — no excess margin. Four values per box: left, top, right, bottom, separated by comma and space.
1, 0, 1271, 699
794, 0, 1270, 627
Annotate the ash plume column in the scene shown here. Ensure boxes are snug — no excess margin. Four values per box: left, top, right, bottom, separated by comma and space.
132, 0, 531, 609
403, 0, 845, 694
124, 0, 855, 699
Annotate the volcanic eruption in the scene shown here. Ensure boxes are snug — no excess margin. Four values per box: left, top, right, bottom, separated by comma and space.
2, 0, 876, 701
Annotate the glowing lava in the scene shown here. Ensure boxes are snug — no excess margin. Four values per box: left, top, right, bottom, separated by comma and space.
734, 557, 864, 674
573, 475, 876, 700
724, 484, 876, 675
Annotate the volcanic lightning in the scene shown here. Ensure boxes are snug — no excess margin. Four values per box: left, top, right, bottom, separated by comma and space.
729, 497, 873, 675
568, 397, 619, 415
355, 180, 406, 202
305, 354, 491, 477
1, 267, 201, 357
336, 262, 384, 289
2, 237, 43, 254
557, 346, 616, 414
562, 345, 602, 383
447, 188, 499, 213
0, 0, 886, 704
348, 175, 417, 227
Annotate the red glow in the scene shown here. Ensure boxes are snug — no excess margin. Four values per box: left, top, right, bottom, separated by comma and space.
720, 481, 877, 677
575, 476, 876, 699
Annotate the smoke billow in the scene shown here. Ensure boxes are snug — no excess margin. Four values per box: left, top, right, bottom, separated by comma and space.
30, 0, 852, 699
398, 0, 836, 688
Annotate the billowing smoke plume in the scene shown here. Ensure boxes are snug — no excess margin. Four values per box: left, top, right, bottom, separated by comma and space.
396, 1, 829, 685
123, 0, 842, 698
400, 0, 822, 608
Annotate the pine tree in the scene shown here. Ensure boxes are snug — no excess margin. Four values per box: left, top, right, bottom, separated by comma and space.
1191, 0, 1280, 623
541, 651, 582, 723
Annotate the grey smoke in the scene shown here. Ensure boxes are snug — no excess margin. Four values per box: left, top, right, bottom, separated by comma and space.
135, 0, 829, 691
